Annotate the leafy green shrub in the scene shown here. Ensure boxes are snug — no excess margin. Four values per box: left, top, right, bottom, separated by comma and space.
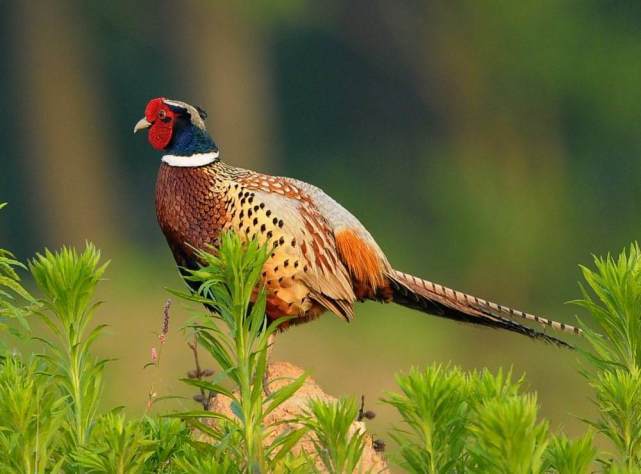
143, 417, 193, 472
575, 243, 641, 372
382, 243, 641, 473
469, 393, 549, 473
169, 233, 309, 472
0, 356, 65, 473
383, 365, 469, 472
301, 397, 366, 474
30, 245, 110, 454
384, 366, 559, 473
0, 223, 367, 472
171, 444, 239, 474
5, 196, 641, 472
576, 243, 641, 470
0, 203, 37, 343
73, 413, 157, 473
544, 432, 597, 474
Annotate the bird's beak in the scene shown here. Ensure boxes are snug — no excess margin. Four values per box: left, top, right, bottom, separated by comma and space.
133, 117, 152, 134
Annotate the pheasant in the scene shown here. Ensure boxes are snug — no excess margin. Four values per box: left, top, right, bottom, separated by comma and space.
134, 97, 581, 348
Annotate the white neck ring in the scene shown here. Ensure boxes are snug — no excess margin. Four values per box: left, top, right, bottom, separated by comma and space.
161, 151, 219, 167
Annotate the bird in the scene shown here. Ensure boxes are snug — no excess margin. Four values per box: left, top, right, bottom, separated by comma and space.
134, 97, 581, 349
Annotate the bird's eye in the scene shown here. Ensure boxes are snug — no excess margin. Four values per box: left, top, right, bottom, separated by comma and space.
158, 109, 167, 120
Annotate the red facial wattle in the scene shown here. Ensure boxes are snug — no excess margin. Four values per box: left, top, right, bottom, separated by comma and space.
144, 97, 176, 150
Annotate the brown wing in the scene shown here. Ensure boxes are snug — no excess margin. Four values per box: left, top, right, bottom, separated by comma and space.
282, 178, 392, 296
225, 174, 357, 321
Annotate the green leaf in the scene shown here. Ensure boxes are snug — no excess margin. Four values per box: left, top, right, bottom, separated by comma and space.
180, 378, 236, 399
166, 410, 235, 425
301, 397, 366, 473
230, 400, 245, 422
544, 431, 596, 474
268, 427, 309, 464
264, 372, 307, 416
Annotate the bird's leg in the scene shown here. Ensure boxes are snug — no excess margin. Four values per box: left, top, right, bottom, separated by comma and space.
263, 333, 275, 397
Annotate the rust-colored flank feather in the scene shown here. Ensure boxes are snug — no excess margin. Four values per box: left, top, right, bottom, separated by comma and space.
335, 229, 386, 291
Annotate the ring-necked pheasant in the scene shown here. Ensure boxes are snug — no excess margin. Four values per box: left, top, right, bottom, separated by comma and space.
135, 97, 581, 347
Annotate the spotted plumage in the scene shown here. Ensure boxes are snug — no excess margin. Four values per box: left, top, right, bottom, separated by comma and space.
136, 97, 581, 346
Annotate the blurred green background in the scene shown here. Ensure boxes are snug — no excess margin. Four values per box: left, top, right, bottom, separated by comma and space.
2, 0, 641, 440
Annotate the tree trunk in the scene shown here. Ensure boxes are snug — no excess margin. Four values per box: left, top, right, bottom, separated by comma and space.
169, 2, 278, 171
10, 0, 117, 248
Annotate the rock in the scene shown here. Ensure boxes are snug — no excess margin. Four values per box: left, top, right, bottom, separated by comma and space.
200, 361, 389, 473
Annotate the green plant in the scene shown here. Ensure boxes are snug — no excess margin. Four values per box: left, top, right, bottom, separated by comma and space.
8, 210, 641, 471
383, 365, 469, 473
142, 417, 193, 472
384, 365, 593, 473
575, 243, 641, 469
170, 233, 308, 472
0, 203, 37, 344
575, 243, 641, 372
0, 355, 65, 473
73, 412, 157, 473
0, 206, 67, 471
0, 229, 368, 472
590, 367, 641, 466
301, 397, 366, 474
544, 432, 596, 474
29, 245, 110, 454
381, 244, 641, 473
171, 443, 239, 474
0, 209, 199, 471
468, 393, 549, 473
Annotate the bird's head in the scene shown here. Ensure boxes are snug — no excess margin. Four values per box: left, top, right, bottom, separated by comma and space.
134, 98, 218, 161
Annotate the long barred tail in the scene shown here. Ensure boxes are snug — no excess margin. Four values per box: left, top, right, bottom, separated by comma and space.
389, 270, 581, 349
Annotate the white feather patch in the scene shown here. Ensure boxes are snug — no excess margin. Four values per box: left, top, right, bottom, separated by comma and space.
161, 151, 219, 167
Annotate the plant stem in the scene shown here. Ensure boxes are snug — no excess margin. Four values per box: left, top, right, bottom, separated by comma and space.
187, 335, 208, 410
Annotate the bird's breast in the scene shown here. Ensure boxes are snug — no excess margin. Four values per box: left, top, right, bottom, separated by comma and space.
155, 164, 227, 266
